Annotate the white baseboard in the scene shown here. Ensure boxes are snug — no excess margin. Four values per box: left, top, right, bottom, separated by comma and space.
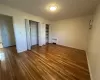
86, 52, 93, 80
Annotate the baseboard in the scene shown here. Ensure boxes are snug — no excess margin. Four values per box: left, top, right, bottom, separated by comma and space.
55, 43, 85, 51
86, 52, 93, 80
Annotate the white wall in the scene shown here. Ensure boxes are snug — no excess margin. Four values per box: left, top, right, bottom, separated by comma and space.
87, 4, 100, 80
50, 16, 92, 50
0, 15, 15, 47
0, 4, 50, 52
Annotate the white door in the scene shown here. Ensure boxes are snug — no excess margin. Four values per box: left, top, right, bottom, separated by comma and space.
38, 23, 46, 46
25, 19, 31, 50
30, 22, 37, 46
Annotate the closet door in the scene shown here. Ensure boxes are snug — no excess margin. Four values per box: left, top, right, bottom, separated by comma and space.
30, 22, 37, 46
25, 19, 31, 50
38, 23, 46, 46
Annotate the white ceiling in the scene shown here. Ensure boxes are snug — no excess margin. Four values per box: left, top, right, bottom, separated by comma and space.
0, 0, 100, 21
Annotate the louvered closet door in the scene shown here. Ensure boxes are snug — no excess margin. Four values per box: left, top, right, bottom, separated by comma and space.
25, 19, 31, 50
38, 23, 46, 46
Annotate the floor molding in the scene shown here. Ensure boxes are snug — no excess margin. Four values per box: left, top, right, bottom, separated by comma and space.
86, 51, 93, 80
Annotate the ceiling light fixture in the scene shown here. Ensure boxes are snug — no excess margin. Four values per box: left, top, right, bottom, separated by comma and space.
50, 6, 57, 11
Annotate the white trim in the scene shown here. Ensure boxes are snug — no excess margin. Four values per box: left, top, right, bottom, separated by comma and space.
86, 52, 93, 80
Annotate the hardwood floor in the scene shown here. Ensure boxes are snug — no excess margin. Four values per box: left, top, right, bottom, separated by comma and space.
0, 44, 90, 80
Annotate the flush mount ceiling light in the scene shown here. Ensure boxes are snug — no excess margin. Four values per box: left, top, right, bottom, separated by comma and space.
50, 6, 57, 11
45, 3, 59, 12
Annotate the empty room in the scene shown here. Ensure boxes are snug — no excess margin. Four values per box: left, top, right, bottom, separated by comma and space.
0, 0, 100, 80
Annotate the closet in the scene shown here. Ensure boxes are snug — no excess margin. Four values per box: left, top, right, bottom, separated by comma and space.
46, 24, 49, 44
25, 19, 47, 50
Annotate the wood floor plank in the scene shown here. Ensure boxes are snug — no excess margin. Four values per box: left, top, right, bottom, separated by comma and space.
0, 44, 90, 80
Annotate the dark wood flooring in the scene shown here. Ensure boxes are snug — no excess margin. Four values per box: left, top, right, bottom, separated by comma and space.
0, 44, 90, 80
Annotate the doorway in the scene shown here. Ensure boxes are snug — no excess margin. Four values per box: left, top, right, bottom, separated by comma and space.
0, 14, 16, 49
